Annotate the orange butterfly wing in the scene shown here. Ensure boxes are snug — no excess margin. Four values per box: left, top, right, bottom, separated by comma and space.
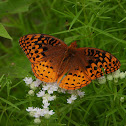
59, 47, 120, 90
19, 34, 67, 82
59, 57, 92, 90
19, 34, 67, 63
78, 47, 120, 77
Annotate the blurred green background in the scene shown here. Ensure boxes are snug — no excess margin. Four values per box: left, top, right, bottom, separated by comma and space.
0, 0, 126, 125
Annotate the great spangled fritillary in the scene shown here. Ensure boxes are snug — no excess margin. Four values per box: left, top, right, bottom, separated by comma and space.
19, 34, 121, 90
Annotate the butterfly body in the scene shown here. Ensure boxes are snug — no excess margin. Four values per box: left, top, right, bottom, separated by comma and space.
19, 34, 120, 90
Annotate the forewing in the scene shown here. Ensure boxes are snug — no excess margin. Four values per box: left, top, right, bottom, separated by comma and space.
77, 47, 121, 80
19, 34, 67, 63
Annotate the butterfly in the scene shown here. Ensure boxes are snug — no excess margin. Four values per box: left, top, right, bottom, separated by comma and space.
19, 34, 121, 90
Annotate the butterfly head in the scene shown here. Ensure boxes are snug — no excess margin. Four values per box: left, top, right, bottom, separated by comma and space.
69, 41, 77, 48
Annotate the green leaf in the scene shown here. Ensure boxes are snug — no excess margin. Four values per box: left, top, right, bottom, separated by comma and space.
69, 7, 84, 30
0, 0, 35, 14
0, 23, 12, 40
106, 108, 118, 117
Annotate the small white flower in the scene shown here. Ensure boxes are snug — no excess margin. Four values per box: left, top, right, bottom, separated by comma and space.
43, 94, 56, 102
43, 94, 51, 100
28, 107, 43, 118
23, 77, 33, 85
120, 72, 125, 79
67, 98, 73, 104
36, 90, 45, 97
48, 110, 55, 115
43, 108, 49, 114
120, 97, 124, 102
107, 74, 113, 81
26, 107, 34, 112
97, 76, 106, 84
47, 89, 54, 94
77, 90, 85, 98
67, 95, 77, 104
42, 82, 58, 94
47, 86, 58, 94
44, 82, 58, 90
34, 79, 42, 87
34, 118, 41, 124
48, 95, 56, 101
42, 99, 48, 104
71, 94, 77, 100
43, 109, 55, 119
43, 102, 50, 108
34, 108, 44, 118
26, 107, 41, 117
42, 85, 50, 91
28, 90, 34, 96
112, 69, 120, 78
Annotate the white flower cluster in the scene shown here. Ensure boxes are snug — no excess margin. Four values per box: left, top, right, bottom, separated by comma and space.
26, 107, 55, 118
23, 77, 85, 124
23, 77, 42, 90
24, 78, 57, 123
97, 69, 126, 84
36, 83, 57, 109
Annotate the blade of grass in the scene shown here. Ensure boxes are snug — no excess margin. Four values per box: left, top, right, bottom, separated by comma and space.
0, 97, 20, 110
